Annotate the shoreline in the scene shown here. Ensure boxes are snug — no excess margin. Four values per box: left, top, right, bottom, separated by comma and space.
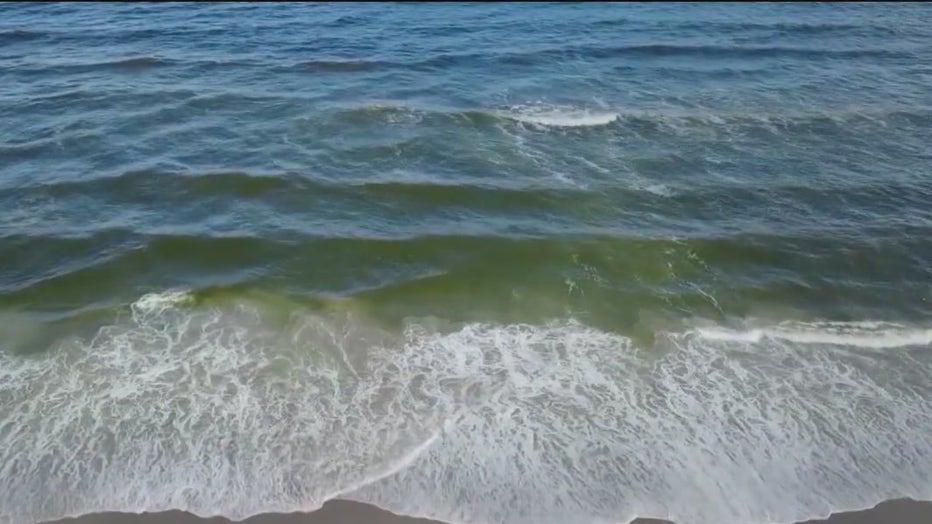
40, 497, 932, 524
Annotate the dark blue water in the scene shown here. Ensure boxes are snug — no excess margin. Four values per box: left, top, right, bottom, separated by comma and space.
1, 3, 931, 524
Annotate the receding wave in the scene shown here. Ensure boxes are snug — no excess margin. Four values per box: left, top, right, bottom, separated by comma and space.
0, 29, 46, 45
6, 57, 268, 75
12, 56, 176, 73
405, 44, 913, 71
33, 41, 898, 78
100, 56, 173, 68
0, 169, 612, 209
0, 291, 930, 524
574, 43, 912, 60
664, 20, 892, 36
291, 58, 389, 73
3, 170, 302, 201
324, 102, 931, 133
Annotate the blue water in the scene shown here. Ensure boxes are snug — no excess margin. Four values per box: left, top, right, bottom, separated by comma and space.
1, 3, 931, 524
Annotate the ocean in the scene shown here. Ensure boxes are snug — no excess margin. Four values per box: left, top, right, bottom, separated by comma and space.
1, 3, 931, 524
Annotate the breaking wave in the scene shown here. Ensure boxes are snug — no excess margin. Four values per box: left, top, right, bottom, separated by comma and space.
1, 291, 930, 524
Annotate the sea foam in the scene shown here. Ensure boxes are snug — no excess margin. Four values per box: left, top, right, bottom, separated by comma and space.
0, 292, 930, 524
502, 105, 620, 128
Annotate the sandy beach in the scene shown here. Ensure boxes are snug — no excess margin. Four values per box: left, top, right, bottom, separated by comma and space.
42, 498, 932, 524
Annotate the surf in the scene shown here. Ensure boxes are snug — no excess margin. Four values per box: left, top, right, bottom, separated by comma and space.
1, 291, 929, 524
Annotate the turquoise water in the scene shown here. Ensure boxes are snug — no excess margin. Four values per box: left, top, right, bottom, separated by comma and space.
1, 3, 931, 524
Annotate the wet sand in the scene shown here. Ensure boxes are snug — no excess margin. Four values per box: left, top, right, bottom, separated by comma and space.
41, 497, 932, 524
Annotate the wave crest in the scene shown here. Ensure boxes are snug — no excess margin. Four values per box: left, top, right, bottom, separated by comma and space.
498, 105, 620, 128
694, 321, 932, 349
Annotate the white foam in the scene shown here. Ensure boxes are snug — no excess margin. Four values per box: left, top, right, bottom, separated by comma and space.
503, 105, 620, 128
496, 123, 587, 188
349, 322, 932, 524
642, 182, 673, 197
1, 293, 931, 524
131, 289, 194, 316
695, 321, 932, 349
0, 295, 452, 523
